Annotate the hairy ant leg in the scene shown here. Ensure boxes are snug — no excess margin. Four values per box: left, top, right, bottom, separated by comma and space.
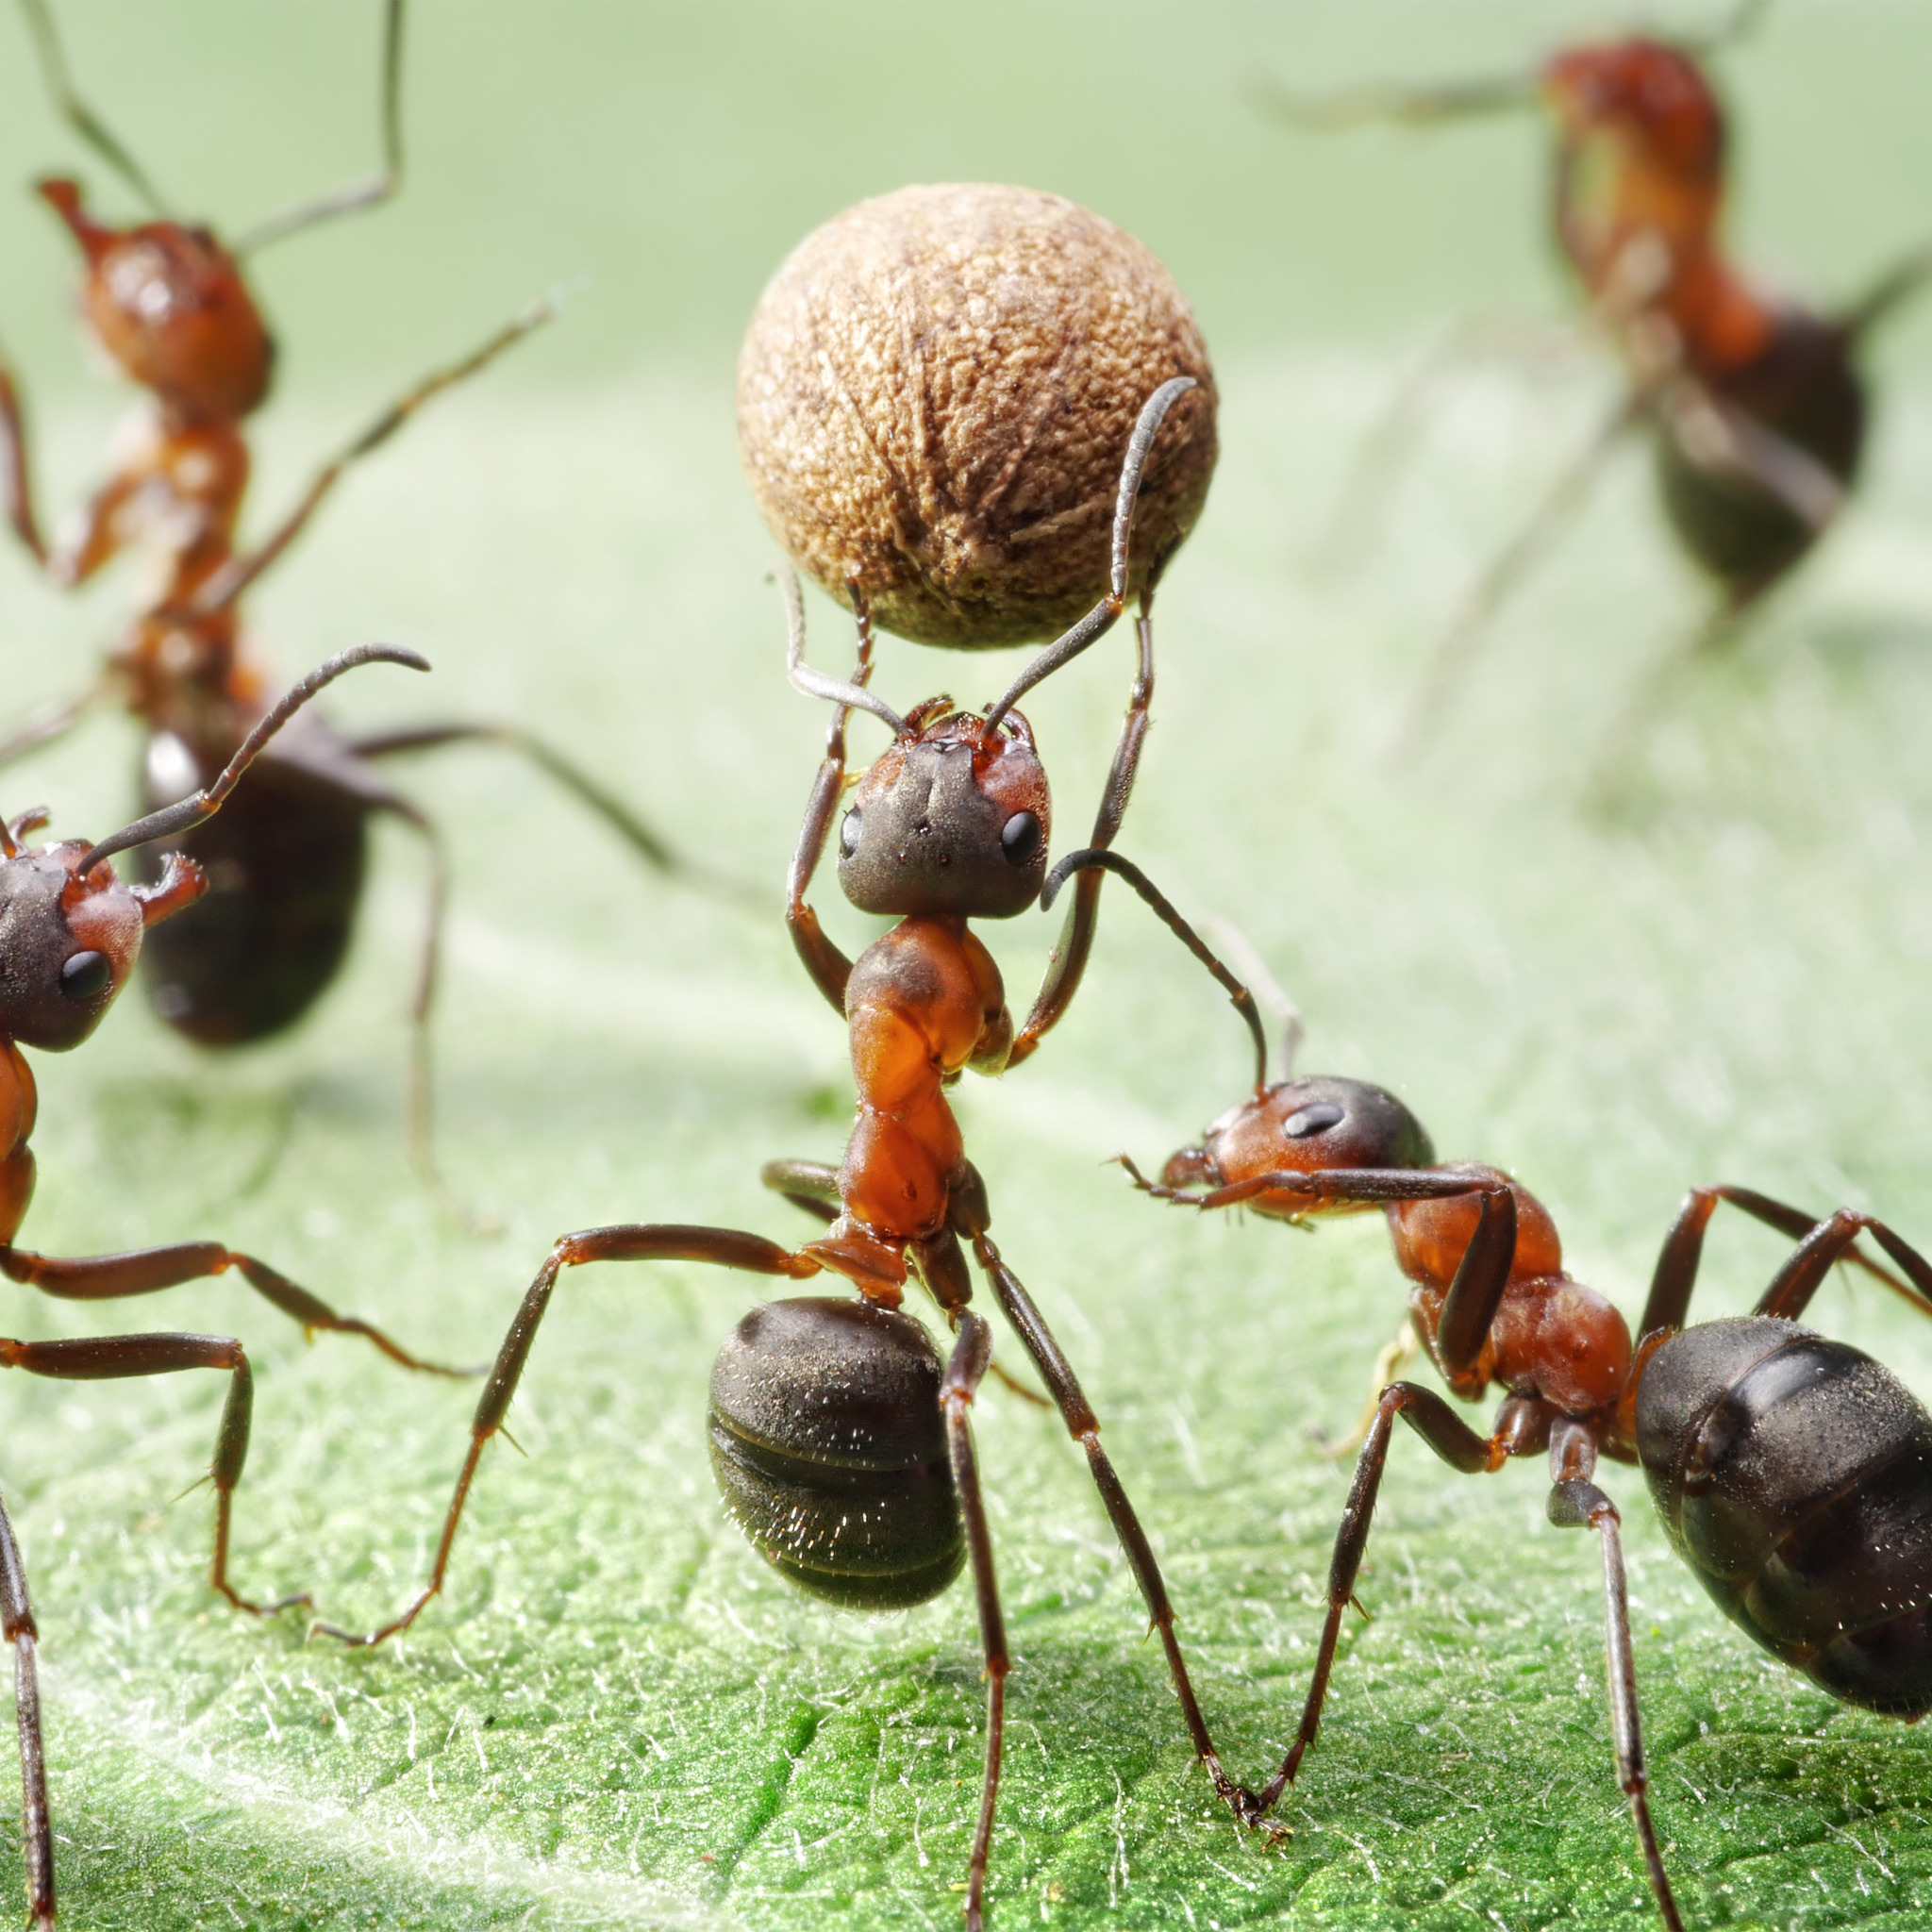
1641, 1183, 1928, 1338
315, 1225, 820, 1647
0, 1488, 51, 1931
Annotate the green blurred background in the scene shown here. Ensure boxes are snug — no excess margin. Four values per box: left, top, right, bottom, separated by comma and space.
2, 2, 1932, 1926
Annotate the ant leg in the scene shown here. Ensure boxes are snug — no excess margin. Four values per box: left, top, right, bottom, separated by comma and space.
0, 1491, 51, 1930
1254, 1381, 1502, 1815
964, 1228, 1265, 1826
1548, 1475, 1688, 1932
192, 297, 555, 614
1320, 1319, 1418, 1459
1008, 608, 1153, 1068
0, 1239, 468, 1378
0, 681, 106, 770
761, 1158, 840, 1224
1641, 1185, 1920, 1338
347, 723, 677, 875
231, 0, 404, 254
313, 1224, 819, 1645
1395, 393, 1641, 754
0, 351, 49, 565
1754, 1211, 1932, 1324
1, 1331, 302, 1615
1841, 235, 1932, 341
941, 1310, 1007, 1932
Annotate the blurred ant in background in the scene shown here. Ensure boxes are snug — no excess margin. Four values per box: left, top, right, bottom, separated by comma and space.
1259, 0, 1932, 745
0, 642, 470, 1930
310, 383, 1285, 1929
0, 0, 683, 1200
1128, 954, 1932, 1928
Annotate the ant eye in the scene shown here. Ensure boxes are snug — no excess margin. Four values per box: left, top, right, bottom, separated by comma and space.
59, 951, 111, 1001
839, 808, 862, 858
1000, 811, 1041, 866
1283, 1102, 1344, 1140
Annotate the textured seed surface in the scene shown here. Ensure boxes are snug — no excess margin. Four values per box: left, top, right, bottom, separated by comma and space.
737, 182, 1218, 649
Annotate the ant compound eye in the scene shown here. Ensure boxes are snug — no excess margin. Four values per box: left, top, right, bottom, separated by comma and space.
1000, 811, 1041, 866
839, 808, 862, 858
1283, 1101, 1345, 1141
59, 951, 112, 1001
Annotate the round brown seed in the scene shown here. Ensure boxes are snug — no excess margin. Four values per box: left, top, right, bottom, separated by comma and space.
737, 182, 1217, 650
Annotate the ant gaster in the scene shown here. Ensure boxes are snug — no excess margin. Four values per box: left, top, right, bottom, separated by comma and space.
0, 0, 681, 1191
0, 641, 472, 1931
1261, 3, 1932, 736
1132, 1010, 1932, 1930
314, 381, 1274, 1928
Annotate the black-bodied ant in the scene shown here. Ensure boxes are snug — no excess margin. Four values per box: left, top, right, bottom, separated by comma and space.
0, 0, 683, 1192
310, 381, 1278, 1928
1129, 988, 1932, 1929
1258, 3, 1932, 739
0, 641, 471, 1930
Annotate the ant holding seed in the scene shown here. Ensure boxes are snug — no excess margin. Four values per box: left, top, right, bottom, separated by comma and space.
1258, 1, 1932, 741
313, 381, 1280, 1929
1128, 972, 1932, 1928
0, 0, 684, 1195
0, 641, 475, 1930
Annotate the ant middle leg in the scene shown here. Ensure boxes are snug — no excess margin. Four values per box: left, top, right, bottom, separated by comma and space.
0, 1239, 466, 1377
1641, 1183, 1925, 1338
313, 1224, 820, 1646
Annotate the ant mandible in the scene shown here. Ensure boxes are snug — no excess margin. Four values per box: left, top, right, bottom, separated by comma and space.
1129, 1003, 1932, 1928
314, 380, 1274, 1928
0, 641, 469, 1931
1258, 1, 1932, 737
0, 0, 682, 1191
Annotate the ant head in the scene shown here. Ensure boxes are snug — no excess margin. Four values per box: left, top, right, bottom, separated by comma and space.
39, 178, 275, 421
1163, 1074, 1436, 1191
838, 704, 1051, 921
0, 818, 189, 1053
1541, 42, 1725, 183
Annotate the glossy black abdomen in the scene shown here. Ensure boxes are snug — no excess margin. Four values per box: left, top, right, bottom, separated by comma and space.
708, 1296, 963, 1611
136, 738, 368, 1045
1655, 311, 1867, 599
1637, 1317, 1932, 1716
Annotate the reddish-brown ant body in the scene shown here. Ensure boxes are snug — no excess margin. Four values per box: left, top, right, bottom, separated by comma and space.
0, 641, 472, 1930
0, 0, 680, 1186
312, 381, 1274, 1928
1133, 1029, 1932, 1929
1263, 6, 1932, 729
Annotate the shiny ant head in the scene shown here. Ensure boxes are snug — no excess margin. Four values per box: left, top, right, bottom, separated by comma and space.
839, 702, 1051, 921
0, 812, 197, 1053
1162, 1074, 1437, 1192
1541, 41, 1726, 183
40, 179, 275, 421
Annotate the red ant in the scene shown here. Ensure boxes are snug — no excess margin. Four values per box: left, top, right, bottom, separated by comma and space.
0, 0, 681, 1194
1128, 1000, 1932, 1929
1259, 2, 1932, 741
309, 381, 1277, 1928
0, 641, 474, 1931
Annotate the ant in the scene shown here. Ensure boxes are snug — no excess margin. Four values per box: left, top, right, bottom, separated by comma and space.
0, 0, 681, 1193
0, 641, 474, 1931
1258, 1, 1932, 741
311, 380, 1274, 1928
1129, 999, 1932, 1928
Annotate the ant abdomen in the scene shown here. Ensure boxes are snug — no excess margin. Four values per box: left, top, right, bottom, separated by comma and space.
707, 1297, 964, 1611
135, 743, 368, 1043
1638, 1315, 1932, 1715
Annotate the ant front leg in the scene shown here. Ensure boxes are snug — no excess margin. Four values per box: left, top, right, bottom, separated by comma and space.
314, 1224, 820, 1646
1641, 1184, 1928, 1338
0, 1490, 51, 1930
959, 1214, 1265, 1827
1255, 1382, 1506, 1816
0, 1330, 300, 1614
0, 1239, 467, 1378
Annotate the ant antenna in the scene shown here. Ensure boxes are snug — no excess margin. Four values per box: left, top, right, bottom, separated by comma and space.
983, 376, 1197, 733
1043, 847, 1268, 1096
233, 0, 405, 255
779, 565, 910, 738
1248, 65, 1534, 133
73, 642, 427, 876
1203, 917, 1305, 1083
17, 0, 173, 216
1681, 0, 1774, 58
